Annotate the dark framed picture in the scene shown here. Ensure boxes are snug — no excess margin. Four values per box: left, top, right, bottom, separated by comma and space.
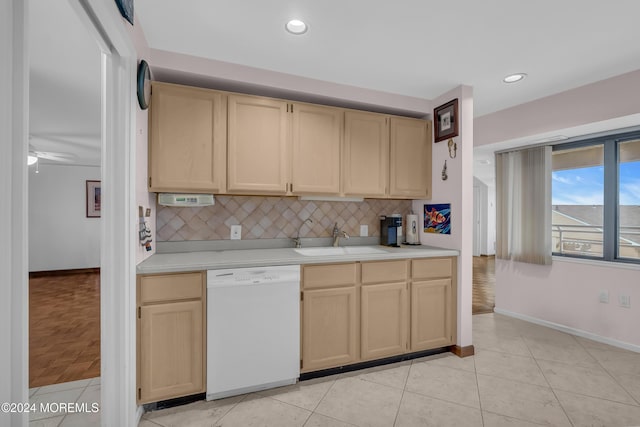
86, 180, 101, 218
434, 99, 459, 142
424, 203, 451, 235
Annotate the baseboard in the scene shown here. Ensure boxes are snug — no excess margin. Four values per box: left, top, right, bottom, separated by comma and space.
450, 345, 475, 358
494, 308, 640, 353
136, 405, 145, 425
29, 267, 100, 278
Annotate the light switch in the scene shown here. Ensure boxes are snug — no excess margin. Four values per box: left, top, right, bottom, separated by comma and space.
360, 225, 368, 237
230, 225, 242, 240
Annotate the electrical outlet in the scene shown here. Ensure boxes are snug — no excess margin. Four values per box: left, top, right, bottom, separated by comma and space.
618, 295, 631, 308
230, 225, 242, 240
360, 225, 368, 237
599, 290, 609, 304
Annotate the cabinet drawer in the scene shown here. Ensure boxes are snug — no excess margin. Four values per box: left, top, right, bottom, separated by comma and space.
361, 260, 407, 284
302, 263, 357, 289
411, 258, 452, 280
139, 272, 204, 304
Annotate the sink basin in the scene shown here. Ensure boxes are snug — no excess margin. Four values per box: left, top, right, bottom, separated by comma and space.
294, 246, 388, 256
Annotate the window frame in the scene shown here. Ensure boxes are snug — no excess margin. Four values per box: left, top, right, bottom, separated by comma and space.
552, 130, 640, 265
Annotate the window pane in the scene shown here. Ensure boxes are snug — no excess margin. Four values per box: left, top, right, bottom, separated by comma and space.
552, 145, 604, 257
618, 139, 640, 260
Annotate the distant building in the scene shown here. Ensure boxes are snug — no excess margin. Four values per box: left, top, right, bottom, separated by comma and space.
552, 205, 640, 258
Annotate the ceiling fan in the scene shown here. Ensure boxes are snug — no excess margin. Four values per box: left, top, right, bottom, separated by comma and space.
28, 138, 77, 173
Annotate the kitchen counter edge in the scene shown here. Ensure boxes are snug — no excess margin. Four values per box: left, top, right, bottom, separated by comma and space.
136, 245, 460, 274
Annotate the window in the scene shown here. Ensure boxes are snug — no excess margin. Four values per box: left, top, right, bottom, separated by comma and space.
619, 139, 640, 261
552, 131, 640, 263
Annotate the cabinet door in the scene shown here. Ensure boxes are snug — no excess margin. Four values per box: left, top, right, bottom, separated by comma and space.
389, 117, 432, 198
149, 82, 226, 193
292, 103, 342, 195
361, 282, 408, 360
227, 94, 289, 194
410, 279, 452, 351
343, 111, 389, 197
302, 287, 358, 372
139, 300, 204, 403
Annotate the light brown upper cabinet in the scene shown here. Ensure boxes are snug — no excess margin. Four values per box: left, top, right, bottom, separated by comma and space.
149, 82, 227, 193
291, 103, 342, 195
227, 94, 290, 194
389, 117, 432, 199
343, 111, 389, 197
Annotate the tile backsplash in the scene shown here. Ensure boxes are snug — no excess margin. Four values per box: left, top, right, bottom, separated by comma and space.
157, 195, 412, 241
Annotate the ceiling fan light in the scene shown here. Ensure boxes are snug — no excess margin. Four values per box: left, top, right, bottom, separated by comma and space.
28, 153, 38, 165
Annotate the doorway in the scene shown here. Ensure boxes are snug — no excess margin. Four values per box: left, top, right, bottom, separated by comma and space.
28, 0, 102, 390
4, 0, 137, 425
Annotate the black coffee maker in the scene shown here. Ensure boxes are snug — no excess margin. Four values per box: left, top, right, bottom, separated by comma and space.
380, 215, 402, 247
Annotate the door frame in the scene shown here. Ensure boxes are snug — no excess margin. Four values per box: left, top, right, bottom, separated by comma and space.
1, 0, 138, 425
473, 185, 482, 256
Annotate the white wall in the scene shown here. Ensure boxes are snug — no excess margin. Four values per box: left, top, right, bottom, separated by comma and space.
496, 258, 640, 348
29, 164, 101, 271
413, 85, 474, 350
473, 177, 496, 256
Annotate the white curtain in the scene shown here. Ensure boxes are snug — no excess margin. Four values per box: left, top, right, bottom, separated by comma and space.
496, 146, 552, 265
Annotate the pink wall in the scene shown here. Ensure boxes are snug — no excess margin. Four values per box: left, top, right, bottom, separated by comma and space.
413, 85, 474, 349
475, 69, 640, 147
149, 49, 431, 116
127, 18, 155, 264
476, 69, 640, 351
496, 259, 640, 349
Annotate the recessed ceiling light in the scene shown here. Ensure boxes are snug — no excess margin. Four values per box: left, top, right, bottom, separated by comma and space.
285, 19, 308, 35
503, 73, 527, 84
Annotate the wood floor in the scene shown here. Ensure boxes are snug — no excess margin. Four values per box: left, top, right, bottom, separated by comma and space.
473, 255, 495, 314
29, 270, 100, 387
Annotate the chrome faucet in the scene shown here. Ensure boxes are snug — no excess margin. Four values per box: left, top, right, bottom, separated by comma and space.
293, 218, 313, 248
332, 222, 350, 247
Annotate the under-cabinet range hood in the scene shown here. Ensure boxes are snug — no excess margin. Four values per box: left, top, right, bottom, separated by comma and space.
158, 193, 215, 207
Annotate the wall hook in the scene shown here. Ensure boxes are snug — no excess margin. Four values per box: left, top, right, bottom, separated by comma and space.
441, 160, 448, 181
448, 138, 457, 158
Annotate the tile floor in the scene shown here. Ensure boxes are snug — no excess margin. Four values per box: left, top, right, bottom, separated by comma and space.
28, 377, 100, 426
30, 313, 640, 426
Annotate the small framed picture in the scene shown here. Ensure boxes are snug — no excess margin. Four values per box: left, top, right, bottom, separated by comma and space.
434, 99, 459, 142
86, 180, 101, 218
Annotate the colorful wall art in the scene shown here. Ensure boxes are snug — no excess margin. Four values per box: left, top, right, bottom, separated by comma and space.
424, 203, 451, 235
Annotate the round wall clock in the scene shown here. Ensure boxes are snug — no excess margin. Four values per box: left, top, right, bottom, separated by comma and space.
137, 60, 151, 110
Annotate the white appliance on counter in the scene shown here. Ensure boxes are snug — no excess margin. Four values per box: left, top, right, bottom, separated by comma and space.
206, 265, 300, 400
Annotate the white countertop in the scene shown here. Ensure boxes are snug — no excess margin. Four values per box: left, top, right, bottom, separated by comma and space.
136, 245, 459, 274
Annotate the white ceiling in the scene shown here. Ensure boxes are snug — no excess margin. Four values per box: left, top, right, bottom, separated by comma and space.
28, 0, 640, 170
29, 0, 101, 167
136, 0, 640, 117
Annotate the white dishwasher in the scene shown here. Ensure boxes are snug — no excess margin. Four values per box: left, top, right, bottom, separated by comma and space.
206, 265, 300, 400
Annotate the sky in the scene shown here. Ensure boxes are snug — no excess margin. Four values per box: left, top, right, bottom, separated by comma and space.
552, 161, 640, 205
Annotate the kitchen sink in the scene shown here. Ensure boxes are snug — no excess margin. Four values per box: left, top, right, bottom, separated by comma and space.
294, 246, 388, 256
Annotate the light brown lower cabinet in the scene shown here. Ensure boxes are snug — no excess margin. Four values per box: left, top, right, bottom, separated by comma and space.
137, 272, 206, 404
301, 257, 456, 374
361, 282, 408, 360
410, 279, 452, 351
301, 286, 358, 372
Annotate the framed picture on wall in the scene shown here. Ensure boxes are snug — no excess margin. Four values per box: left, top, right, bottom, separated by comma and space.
86, 180, 101, 218
434, 99, 459, 142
